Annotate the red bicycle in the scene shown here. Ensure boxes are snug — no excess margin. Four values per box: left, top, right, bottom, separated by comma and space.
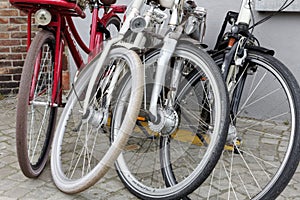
9, 0, 126, 178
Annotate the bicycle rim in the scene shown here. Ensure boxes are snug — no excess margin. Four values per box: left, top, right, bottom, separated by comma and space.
16, 30, 56, 178
199, 51, 300, 199
51, 47, 143, 193
113, 42, 229, 199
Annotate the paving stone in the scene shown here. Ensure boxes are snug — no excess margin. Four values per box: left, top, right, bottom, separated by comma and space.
0, 95, 299, 199
45, 191, 75, 200
280, 186, 299, 198
0, 197, 16, 200
0, 179, 19, 191
3, 185, 30, 199
98, 178, 125, 193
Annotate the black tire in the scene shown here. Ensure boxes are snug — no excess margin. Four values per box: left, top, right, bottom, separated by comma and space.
199, 50, 300, 199
16, 30, 56, 178
113, 42, 229, 199
104, 16, 121, 39
159, 65, 223, 191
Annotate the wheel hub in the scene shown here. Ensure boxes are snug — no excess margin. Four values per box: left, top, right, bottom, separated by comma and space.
226, 124, 238, 144
149, 107, 179, 136
82, 106, 106, 128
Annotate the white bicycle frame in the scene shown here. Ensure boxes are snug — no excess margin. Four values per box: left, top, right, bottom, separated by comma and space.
82, 0, 144, 113
237, 0, 253, 25
82, 0, 185, 123
148, 0, 184, 122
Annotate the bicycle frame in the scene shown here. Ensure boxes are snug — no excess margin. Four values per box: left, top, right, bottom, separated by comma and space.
213, 0, 253, 89
237, 0, 252, 25
83, 0, 186, 121
212, 0, 291, 119
10, 0, 126, 106
82, 0, 144, 114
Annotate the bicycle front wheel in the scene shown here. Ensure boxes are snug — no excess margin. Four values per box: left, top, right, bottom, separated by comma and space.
16, 30, 56, 178
200, 50, 300, 199
51, 46, 143, 193
113, 42, 229, 199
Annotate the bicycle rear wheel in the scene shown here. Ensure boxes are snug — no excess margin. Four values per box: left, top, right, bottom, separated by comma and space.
16, 30, 56, 178
51, 46, 143, 193
105, 16, 121, 39
199, 50, 300, 199
113, 42, 229, 199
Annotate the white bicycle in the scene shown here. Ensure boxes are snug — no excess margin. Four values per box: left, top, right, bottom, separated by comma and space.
51, 0, 230, 198
50, 0, 145, 193
113, 0, 229, 199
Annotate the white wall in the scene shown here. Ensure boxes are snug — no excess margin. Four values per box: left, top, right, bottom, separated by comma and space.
195, 0, 300, 83
71, 0, 300, 83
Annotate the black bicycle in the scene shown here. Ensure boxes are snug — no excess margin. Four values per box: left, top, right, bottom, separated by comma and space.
165, 0, 300, 199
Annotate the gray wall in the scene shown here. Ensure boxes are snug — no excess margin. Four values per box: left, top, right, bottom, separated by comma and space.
71, 0, 300, 83
197, 0, 300, 83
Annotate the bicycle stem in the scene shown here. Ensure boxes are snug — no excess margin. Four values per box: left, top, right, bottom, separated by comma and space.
236, 0, 252, 25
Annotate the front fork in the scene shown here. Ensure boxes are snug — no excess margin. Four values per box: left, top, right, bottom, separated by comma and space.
222, 37, 248, 144
168, 58, 184, 108
148, 0, 184, 123
148, 32, 184, 123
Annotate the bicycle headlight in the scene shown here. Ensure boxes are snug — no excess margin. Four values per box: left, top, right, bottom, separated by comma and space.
35, 9, 52, 26
130, 16, 146, 33
184, 15, 198, 35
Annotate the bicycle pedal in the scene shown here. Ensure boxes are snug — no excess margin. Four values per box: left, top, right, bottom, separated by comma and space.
224, 138, 243, 154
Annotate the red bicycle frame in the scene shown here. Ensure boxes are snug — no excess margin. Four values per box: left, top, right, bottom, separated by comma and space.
9, 0, 126, 106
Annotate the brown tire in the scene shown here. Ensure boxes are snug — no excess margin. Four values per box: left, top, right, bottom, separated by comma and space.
16, 30, 57, 178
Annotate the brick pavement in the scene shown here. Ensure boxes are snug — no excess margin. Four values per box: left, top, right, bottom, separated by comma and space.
0, 96, 137, 200
0, 96, 299, 199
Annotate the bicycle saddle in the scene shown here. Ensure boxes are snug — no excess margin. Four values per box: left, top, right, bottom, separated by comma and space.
101, 0, 116, 5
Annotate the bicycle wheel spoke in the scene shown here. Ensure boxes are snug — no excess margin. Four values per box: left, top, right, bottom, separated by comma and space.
201, 51, 300, 199
51, 46, 143, 193
16, 30, 56, 178
114, 43, 228, 199
30, 106, 50, 162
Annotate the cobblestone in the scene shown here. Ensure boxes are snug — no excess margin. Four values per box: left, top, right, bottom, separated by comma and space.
0, 96, 299, 199
0, 96, 137, 200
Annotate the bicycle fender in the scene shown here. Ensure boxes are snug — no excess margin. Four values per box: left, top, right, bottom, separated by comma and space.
179, 36, 208, 49
142, 37, 208, 55
247, 45, 275, 56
